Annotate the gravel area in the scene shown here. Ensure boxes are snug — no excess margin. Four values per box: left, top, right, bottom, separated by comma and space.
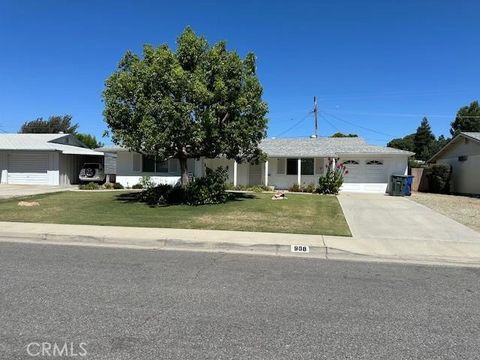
411, 192, 480, 233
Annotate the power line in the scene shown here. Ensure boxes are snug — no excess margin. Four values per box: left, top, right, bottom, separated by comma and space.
322, 111, 395, 137
275, 112, 312, 137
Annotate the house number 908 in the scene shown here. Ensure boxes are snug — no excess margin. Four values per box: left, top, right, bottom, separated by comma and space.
291, 245, 310, 253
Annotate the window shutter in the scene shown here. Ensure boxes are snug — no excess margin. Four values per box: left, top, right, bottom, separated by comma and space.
169, 159, 179, 173
277, 158, 286, 174
132, 153, 141, 172
315, 158, 323, 174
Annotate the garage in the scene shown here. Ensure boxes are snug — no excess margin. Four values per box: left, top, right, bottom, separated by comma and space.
7, 152, 51, 185
0, 133, 104, 186
341, 158, 393, 193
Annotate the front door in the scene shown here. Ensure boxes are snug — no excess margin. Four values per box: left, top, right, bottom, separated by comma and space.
249, 163, 262, 185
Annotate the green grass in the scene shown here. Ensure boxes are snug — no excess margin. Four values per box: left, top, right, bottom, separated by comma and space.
0, 191, 351, 236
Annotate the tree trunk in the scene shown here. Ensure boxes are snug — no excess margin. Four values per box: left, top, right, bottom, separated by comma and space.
179, 157, 189, 187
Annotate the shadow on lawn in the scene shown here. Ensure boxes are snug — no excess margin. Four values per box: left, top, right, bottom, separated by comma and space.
114, 190, 256, 207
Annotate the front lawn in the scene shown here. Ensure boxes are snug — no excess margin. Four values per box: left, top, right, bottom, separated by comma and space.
0, 191, 351, 236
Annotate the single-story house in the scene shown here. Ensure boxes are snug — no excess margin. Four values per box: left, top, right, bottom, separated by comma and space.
429, 132, 480, 195
99, 137, 413, 193
0, 133, 103, 185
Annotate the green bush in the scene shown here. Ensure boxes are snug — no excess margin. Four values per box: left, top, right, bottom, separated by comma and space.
113, 182, 124, 189
79, 182, 101, 190
141, 184, 173, 205
427, 164, 451, 194
303, 183, 317, 193
185, 167, 229, 205
138, 167, 228, 206
103, 182, 114, 190
288, 184, 302, 192
132, 183, 143, 189
139, 176, 155, 189
317, 160, 346, 195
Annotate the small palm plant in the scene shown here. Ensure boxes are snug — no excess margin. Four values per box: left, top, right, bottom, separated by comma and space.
317, 159, 348, 195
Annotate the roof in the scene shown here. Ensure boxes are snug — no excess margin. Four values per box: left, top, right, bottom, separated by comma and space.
259, 137, 414, 157
98, 137, 414, 157
0, 134, 104, 156
429, 132, 480, 162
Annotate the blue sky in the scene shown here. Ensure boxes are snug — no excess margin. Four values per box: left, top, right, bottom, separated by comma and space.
0, 1, 478, 145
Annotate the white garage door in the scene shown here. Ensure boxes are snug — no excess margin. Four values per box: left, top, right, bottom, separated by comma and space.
341, 159, 388, 192
7, 152, 50, 185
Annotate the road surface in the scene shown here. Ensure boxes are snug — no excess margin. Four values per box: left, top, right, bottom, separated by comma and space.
1, 242, 479, 359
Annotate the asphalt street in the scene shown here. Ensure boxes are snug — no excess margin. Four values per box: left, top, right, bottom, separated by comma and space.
0, 242, 479, 359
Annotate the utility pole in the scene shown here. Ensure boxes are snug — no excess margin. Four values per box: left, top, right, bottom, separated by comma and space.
313, 96, 318, 138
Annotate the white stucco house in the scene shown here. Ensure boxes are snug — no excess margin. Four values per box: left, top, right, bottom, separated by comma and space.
429, 132, 480, 195
0, 134, 103, 185
99, 137, 413, 193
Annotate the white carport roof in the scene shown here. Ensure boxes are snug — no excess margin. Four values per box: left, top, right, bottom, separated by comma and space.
0, 133, 104, 156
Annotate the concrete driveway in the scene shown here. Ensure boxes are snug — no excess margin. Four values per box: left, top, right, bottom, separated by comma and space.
338, 193, 480, 243
0, 184, 69, 199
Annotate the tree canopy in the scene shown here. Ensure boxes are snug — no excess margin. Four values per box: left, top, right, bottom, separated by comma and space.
330, 132, 358, 138
413, 117, 435, 160
20, 115, 78, 134
450, 100, 480, 135
387, 117, 450, 161
103, 27, 268, 185
76, 133, 104, 149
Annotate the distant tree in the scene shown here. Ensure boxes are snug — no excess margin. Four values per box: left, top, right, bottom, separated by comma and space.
450, 100, 480, 135
387, 133, 415, 152
414, 117, 435, 161
20, 115, 78, 134
330, 132, 358, 138
103, 27, 268, 186
75, 133, 104, 149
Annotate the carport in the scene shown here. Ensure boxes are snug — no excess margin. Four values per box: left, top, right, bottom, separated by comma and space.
0, 134, 104, 186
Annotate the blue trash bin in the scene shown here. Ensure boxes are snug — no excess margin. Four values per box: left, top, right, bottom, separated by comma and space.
402, 175, 414, 196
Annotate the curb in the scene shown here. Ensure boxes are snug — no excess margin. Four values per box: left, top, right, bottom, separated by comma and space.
1, 231, 480, 267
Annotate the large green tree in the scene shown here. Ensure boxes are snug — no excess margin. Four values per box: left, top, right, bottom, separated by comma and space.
387, 133, 415, 152
450, 100, 480, 135
103, 28, 268, 185
20, 115, 78, 134
413, 117, 435, 161
76, 133, 104, 149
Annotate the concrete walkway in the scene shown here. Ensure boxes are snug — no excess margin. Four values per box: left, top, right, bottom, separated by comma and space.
0, 184, 72, 199
338, 192, 480, 242
0, 219, 479, 267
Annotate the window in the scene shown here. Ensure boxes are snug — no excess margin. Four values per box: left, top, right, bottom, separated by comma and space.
366, 160, 383, 165
286, 158, 314, 175
286, 159, 298, 175
301, 158, 314, 175
343, 160, 359, 165
458, 155, 468, 162
142, 155, 169, 173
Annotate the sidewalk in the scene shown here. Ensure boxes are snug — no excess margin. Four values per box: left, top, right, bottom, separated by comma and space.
0, 221, 480, 267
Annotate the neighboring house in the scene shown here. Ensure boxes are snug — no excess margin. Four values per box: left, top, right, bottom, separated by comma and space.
0, 134, 103, 185
429, 132, 480, 195
99, 137, 413, 193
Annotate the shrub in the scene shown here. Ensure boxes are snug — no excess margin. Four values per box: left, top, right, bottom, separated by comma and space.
132, 183, 143, 189
303, 183, 317, 193
113, 182, 124, 189
103, 182, 114, 190
317, 160, 347, 195
79, 182, 101, 190
139, 176, 155, 189
185, 167, 229, 205
141, 184, 173, 205
427, 164, 451, 194
288, 184, 302, 192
